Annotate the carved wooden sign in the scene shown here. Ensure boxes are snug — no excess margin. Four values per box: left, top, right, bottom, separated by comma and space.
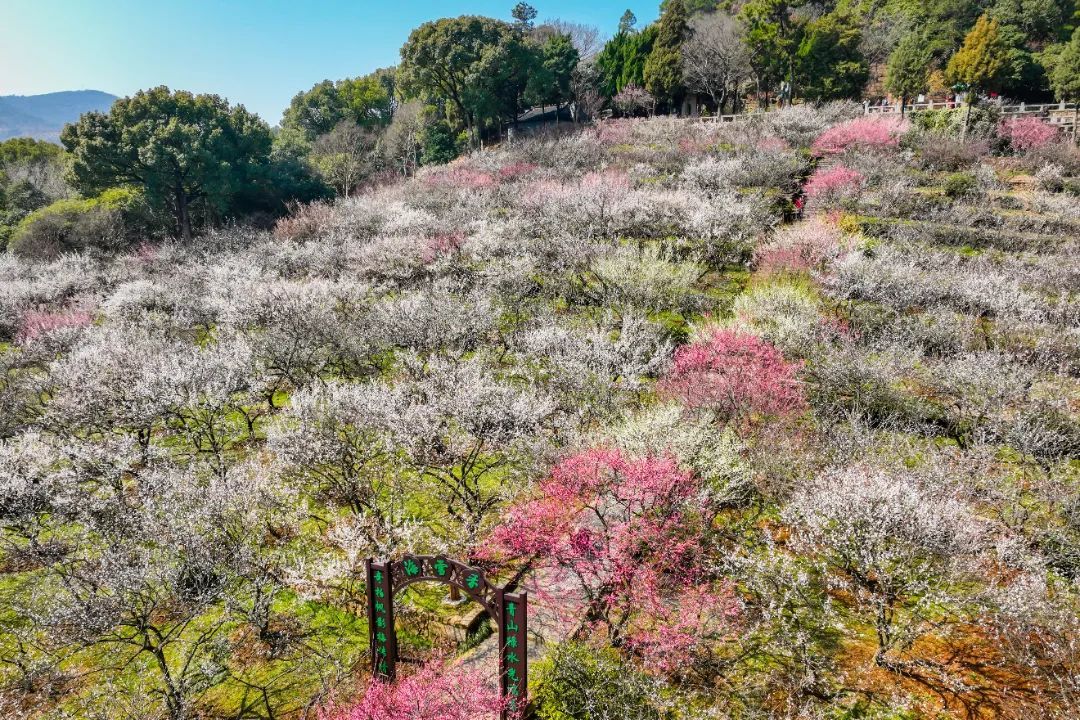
365, 556, 527, 718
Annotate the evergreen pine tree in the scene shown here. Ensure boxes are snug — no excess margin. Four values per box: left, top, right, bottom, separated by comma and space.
643, 0, 690, 112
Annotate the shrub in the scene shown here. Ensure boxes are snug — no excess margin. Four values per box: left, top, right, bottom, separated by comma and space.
319, 661, 505, 720
943, 172, 978, 199
534, 642, 668, 720
811, 116, 908, 156
911, 104, 1001, 138
803, 165, 865, 209
1035, 163, 1066, 193
1027, 141, 1080, 175
613, 84, 655, 116
658, 328, 806, 422
999, 117, 1058, 152
911, 132, 990, 171
8, 188, 153, 259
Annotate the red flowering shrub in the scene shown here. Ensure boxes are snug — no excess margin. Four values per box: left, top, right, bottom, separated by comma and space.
998, 117, 1058, 152
489, 449, 737, 649
803, 165, 865, 209
658, 329, 805, 421
320, 662, 505, 720
16, 309, 93, 344
811, 116, 907, 156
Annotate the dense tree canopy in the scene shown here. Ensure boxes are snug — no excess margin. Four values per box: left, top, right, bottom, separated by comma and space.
282, 70, 396, 140
61, 86, 273, 240
887, 32, 934, 113
399, 16, 531, 146
946, 14, 1013, 95
644, 0, 690, 109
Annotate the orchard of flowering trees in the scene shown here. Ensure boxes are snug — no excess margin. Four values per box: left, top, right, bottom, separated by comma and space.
2, 96, 1080, 720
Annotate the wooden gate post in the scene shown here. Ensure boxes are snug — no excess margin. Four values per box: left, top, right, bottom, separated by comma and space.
365, 559, 397, 680
500, 590, 528, 719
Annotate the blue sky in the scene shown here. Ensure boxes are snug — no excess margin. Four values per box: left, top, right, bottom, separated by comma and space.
1, 0, 658, 125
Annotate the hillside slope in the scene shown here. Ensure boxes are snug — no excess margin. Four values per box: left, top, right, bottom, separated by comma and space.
0, 90, 117, 141
1, 107, 1079, 719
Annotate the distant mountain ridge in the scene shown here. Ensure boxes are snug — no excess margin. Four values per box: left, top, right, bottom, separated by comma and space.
0, 90, 117, 143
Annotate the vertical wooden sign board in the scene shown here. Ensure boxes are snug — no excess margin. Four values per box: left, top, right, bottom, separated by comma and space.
365, 556, 526, 720
499, 590, 528, 718
365, 559, 397, 681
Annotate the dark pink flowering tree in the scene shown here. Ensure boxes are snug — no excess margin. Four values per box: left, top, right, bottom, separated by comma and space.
320, 662, 505, 720
802, 165, 865, 210
998, 117, 1058, 152
811, 116, 907, 156
489, 449, 739, 651
658, 329, 805, 422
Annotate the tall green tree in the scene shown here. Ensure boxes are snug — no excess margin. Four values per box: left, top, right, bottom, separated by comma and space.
283, 70, 395, 141
597, 25, 659, 98
399, 16, 530, 146
796, 13, 869, 101
61, 87, 272, 241
946, 14, 1012, 96
337, 71, 396, 128
644, 0, 690, 111
1046, 28, 1080, 139
946, 14, 1013, 136
527, 33, 581, 111
282, 80, 344, 140
887, 32, 934, 116
512, 2, 538, 31
740, 0, 805, 105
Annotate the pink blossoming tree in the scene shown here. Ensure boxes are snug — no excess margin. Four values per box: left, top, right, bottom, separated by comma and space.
658, 329, 805, 422
998, 117, 1058, 152
489, 449, 739, 652
16, 308, 94, 345
811, 116, 908, 156
320, 662, 506, 720
802, 165, 865, 210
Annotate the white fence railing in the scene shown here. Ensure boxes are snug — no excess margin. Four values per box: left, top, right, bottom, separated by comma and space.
681, 101, 1078, 128
865, 100, 1077, 126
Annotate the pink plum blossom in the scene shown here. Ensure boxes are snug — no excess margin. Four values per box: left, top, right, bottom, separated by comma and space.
658, 328, 805, 421
319, 662, 506, 720
811, 116, 907, 156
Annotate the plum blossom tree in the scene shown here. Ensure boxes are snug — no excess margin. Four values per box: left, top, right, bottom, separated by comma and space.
269, 380, 409, 551
320, 661, 505, 720
490, 449, 739, 648
787, 464, 987, 680
810, 116, 907, 156
658, 328, 805, 423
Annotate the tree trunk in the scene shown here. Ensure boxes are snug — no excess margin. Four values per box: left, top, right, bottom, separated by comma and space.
175, 187, 191, 242
962, 97, 973, 141
900, 95, 907, 118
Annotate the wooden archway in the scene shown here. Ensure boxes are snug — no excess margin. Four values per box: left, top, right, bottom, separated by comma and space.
365, 556, 527, 718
